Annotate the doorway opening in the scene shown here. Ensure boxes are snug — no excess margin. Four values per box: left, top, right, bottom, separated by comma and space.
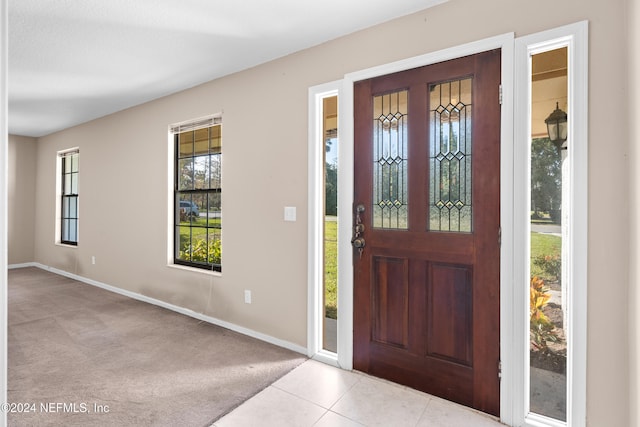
352, 50, 502, 416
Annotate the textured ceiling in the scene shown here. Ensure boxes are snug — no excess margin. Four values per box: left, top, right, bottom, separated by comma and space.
9, 0, 446, 137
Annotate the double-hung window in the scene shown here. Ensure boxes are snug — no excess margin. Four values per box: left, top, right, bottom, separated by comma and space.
60, 150, 79, 245
173, 117, 222, 271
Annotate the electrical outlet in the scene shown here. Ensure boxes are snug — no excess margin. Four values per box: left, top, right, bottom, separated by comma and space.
244, 290, 252, 304
91, 256, 96, 265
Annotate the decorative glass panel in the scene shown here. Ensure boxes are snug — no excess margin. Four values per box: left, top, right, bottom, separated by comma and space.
429, 78, 472, 232
372, 90, 409, 229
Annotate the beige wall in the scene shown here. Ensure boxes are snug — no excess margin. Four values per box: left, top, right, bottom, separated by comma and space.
629, 0, 639, 424
22, 0, 632, 425
8, 135, 36, 264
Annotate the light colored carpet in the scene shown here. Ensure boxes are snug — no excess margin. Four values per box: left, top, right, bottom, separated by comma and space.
8, 267, 306, 426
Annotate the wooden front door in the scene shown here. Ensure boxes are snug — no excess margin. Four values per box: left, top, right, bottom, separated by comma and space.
353, 50, 501, 416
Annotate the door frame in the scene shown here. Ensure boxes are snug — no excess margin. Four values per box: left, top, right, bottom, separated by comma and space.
308, 31, 516, 413
309, 26, 588, 426
338, 33, 515, 413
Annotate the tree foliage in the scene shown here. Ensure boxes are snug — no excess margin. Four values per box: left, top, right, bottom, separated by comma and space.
531, 137, 561, 219
325, 162, 337, 216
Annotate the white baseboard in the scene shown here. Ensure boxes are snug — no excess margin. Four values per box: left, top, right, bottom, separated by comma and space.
11, 263, 308, 356
8, 262, 38, 270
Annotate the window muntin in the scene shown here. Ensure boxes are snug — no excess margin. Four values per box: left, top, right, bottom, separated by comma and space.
60, 150, 79, 245
174, 124, 222, 271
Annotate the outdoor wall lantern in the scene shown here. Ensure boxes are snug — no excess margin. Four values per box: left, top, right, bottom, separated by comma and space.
545, 101, 568, 152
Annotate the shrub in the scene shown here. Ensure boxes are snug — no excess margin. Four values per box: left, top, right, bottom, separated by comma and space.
530, 276, 561, 351
532, 253, 561, 283
180, 238, 221, 265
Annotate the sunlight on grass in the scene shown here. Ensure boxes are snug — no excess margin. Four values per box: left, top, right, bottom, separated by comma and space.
324, 219, 337, 319
530, 232, 561, 277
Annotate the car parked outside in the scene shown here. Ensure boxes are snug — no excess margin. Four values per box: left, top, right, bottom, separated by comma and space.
179, 200, 200, 219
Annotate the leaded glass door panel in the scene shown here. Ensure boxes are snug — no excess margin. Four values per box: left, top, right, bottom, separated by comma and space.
353, 50, 501, 416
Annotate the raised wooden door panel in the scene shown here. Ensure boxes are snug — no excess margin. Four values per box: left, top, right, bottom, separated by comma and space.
353, 50, 501, 416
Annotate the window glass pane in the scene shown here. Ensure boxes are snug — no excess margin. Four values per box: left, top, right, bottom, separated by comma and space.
63, 156, 72, 173
178, 158, 193, 190
69, 219, 77, 242
62, 197, 69, 218
428, 78, 472, 232
71, 173, 78, 194
62, 219, 69, 241
194, 128, 209, 155
207, 229, 222, 265
71, 153, 79, 172
193, 155, 209, 190
207, 191, 222, 228
176, 225, 192, 261
192, 193, 205, 221
372, 89, 408, 229
64, 173, 71, 194
210, 153, 221, 189
69, 196, 77, 218
178, 194, 196, 223
210, 125, 221, 153
179, 131, 194, 157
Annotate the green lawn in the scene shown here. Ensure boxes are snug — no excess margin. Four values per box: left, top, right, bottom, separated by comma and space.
178, 216, 222, 264
530, 232, 561, 278
324, 220, 338, 319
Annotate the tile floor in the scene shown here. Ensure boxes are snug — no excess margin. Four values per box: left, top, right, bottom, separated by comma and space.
213, 359, 504, 427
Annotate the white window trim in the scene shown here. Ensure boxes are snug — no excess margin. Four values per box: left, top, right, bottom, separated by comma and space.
513, 21, 588, 427
166, 113, 223, 274
307, 80, 342, 366
55, 148, 80, 247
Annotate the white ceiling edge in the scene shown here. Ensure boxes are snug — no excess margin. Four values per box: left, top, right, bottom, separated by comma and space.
9, 0, 447, 137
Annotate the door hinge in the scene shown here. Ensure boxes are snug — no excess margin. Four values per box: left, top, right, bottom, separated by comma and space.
498, 360, 502, 379
498, 226, 502, 248
499, 84, 503, 105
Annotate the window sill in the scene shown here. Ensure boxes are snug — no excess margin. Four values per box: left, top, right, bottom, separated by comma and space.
55, 242, 78, 248
167, 263, 222, 277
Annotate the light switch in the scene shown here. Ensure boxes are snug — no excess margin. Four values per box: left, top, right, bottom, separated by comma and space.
284, 206, 296, 222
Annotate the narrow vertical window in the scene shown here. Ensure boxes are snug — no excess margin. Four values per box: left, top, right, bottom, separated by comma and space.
529, 46, 567, 421
60, 150, 79, 245
323, 95, 338, 352
173, 117, 222, 271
